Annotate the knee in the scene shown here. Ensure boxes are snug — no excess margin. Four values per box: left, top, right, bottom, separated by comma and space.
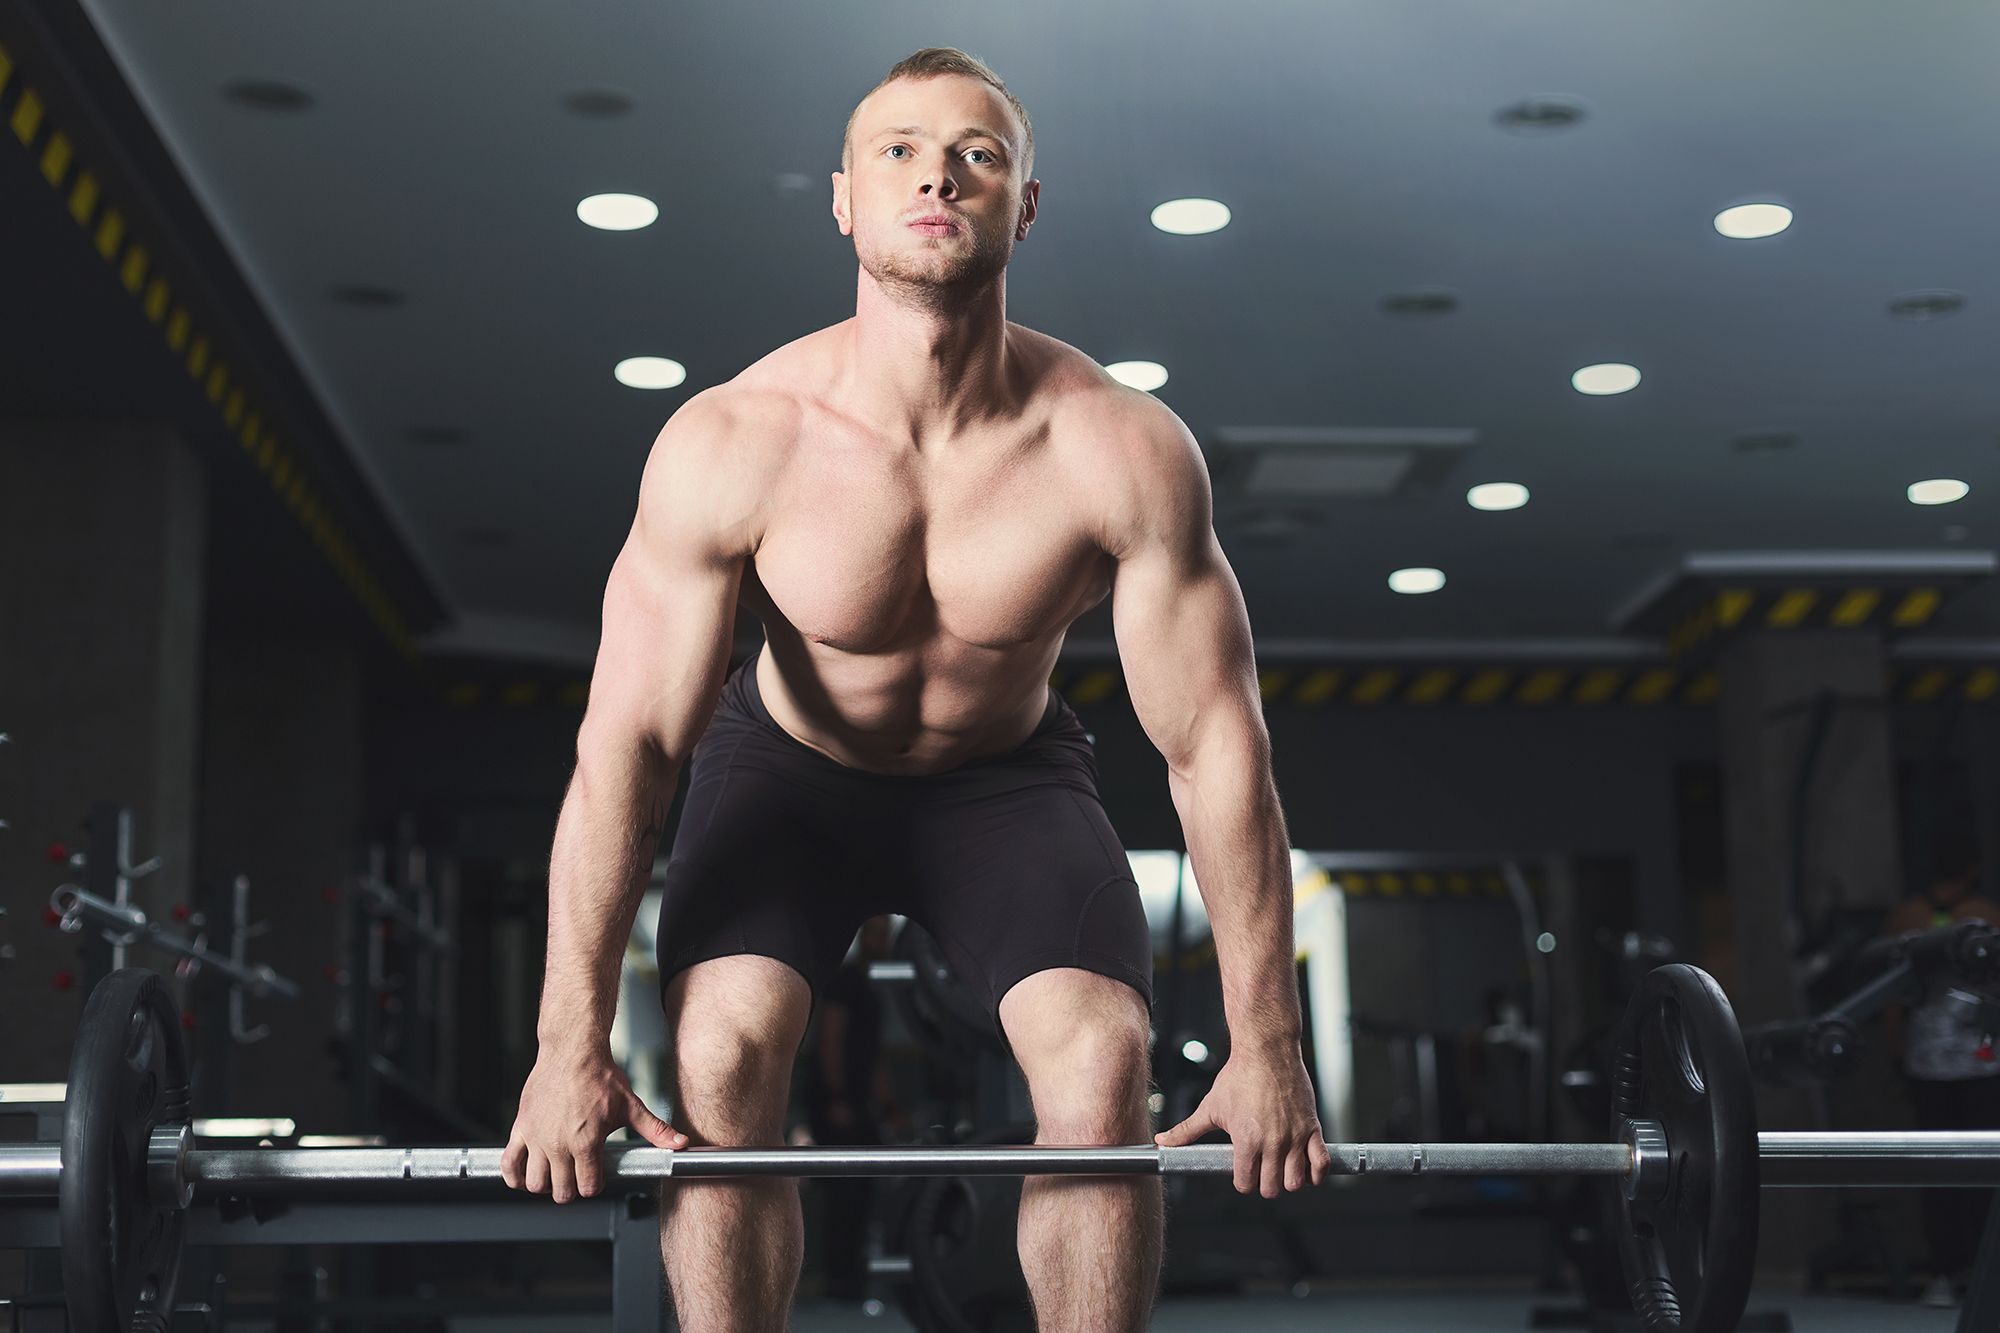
672, 1023, 798, 1143
1019, 1020, 1153, 1143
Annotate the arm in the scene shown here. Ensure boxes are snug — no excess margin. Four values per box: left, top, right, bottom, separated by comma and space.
1106, 395, 1329, 1195
1106, 403, 1299, 1057
539, 389, 755, 1055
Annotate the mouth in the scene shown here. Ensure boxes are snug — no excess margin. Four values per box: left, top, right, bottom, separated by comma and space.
908, 218, 960, 236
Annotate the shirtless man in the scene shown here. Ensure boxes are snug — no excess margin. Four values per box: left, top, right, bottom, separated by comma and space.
501, 46, 1331, 1330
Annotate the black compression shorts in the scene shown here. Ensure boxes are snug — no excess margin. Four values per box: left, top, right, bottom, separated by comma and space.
653, 654, 1154, 1040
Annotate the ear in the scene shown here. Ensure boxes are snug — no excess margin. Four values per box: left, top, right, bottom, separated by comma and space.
831, 170, 851, 236
1016, 178, 1040, 241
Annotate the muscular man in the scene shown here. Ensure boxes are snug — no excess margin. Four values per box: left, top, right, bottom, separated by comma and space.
502, 46, 1330, 1330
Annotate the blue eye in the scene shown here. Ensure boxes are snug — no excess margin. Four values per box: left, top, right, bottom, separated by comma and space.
886, 145, 908, 159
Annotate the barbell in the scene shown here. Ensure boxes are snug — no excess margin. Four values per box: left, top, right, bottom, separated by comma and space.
7, 967, 2000, 1333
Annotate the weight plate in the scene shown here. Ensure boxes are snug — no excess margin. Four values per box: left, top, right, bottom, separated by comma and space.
61, 969, 190, 1333
1611, 964, 1758, 1333
903, 1122, 1036, 1333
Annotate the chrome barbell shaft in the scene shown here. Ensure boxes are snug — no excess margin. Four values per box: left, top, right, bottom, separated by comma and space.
1759, 1130, 2000, 1187
185, 1140, 1639, 1193
7, 1128, 1999, 1200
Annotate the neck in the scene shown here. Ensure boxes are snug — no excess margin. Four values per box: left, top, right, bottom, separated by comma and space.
842, 265, 1014, 445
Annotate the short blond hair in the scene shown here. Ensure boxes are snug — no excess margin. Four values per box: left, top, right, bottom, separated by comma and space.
842, 47, 1035, 182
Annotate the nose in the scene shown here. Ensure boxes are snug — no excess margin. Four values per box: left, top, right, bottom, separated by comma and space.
918, 150, 959, 200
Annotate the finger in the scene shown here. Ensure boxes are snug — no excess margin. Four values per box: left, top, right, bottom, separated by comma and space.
525, 1147, 550, 1195
500, 1135, 525, 1190
627, 1096, 688, 1150
1260, 1146, 1284, 1198
1309, 1136, 1332, 1187
1234, 1145, 1256, 1195
547, 1146, 577, 1205
1283, 1142, 1308, 1193
573, 1140, 602, 1198
1155, 1103, 1219, 1148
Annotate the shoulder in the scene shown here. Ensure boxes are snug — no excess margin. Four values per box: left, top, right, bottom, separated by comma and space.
1025, 331, 1210, 558
635, 382, 801, 559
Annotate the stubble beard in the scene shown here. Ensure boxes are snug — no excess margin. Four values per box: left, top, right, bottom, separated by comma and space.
857, 205, 1013, 316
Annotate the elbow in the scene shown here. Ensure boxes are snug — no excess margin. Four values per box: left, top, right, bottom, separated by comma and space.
1165, 703, 1271, 788
574, 711, 673, 784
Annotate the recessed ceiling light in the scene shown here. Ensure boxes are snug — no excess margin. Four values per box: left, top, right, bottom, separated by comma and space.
615, 357, 688, 390
1714, 203, 1793, 239
564, 89, 633, 118
1908, 478, 1969, 506
577, 193, 659, 231
1382, 289, 1459, 317
1150, 198, 1231, 235
329, 283, 405, 308
1494, 97, 1587, 132
1572, 362, 1641, 395
223, 79, 314, 112
1467, 482, 1530, 511
1388, 567, 1446, 595
1887, 290, 1966, 321
1104, 360, 1169, 392
1730, 431, 1798, 454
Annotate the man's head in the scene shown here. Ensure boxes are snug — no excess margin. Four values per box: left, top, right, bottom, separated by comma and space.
833, 48, 1039, 305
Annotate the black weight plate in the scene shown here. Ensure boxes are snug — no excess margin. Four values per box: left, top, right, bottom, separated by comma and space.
903, 1122, 1035, 1333
1611, 964, 1758, 1333
61, 969, 190, 1333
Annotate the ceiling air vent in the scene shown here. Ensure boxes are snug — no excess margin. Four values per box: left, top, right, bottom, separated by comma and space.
1211, 426, 1479, 502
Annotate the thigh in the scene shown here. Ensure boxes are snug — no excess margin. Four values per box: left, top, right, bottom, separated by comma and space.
656, 738, 879, 1008
904, 773, 1153, 1041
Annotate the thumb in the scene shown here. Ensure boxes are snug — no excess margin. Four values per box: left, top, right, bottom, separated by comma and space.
1154, 1100, 1218, 1147
626, 1095, 688, 1150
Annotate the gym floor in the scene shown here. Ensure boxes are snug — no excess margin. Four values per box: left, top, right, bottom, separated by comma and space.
414, 1287, 1959, 1332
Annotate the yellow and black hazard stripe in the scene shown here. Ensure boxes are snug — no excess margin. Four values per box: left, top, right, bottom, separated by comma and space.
1327, 867, 1519, 900
1, 37, 415, 656
435, 660, 1997, 713
1895, 665, 2000, 705
1660, 584, 1947, 660
1049, 664, 1725, 709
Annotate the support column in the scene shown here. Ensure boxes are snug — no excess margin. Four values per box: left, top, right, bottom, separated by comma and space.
0, 420, 206, 1078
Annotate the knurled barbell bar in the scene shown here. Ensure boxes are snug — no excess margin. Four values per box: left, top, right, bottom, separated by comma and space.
8, 966, 2000, 1333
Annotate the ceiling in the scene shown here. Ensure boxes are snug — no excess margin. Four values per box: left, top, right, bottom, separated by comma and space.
46, 0, 2000, 660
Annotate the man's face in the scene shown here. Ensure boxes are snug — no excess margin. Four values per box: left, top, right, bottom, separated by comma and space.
833, 75, 1038, 301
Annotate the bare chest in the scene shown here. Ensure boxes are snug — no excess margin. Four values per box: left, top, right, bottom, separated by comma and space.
749, 428, 1112, 654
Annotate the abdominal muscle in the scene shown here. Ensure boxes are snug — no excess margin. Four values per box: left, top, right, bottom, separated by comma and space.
747, 621, 1066, 777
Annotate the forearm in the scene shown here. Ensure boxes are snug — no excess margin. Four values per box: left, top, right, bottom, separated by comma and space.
538, 743, 674, 1052
1169, 735, 1301, 1054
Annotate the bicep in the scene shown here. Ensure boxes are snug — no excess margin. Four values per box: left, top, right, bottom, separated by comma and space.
580, 397, 750, 766
1106, 411, 1263, 773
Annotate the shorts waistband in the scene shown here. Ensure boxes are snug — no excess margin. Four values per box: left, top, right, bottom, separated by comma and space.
724, 653, 1069, 771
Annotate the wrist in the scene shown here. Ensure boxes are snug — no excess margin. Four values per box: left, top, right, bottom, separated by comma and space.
537, 1029, 611, 1061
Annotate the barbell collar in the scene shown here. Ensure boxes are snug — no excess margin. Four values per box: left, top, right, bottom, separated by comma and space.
1620, 1117, 1670, 1202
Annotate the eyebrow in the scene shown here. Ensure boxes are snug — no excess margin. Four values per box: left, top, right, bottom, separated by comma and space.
873, 125, 1009, 149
